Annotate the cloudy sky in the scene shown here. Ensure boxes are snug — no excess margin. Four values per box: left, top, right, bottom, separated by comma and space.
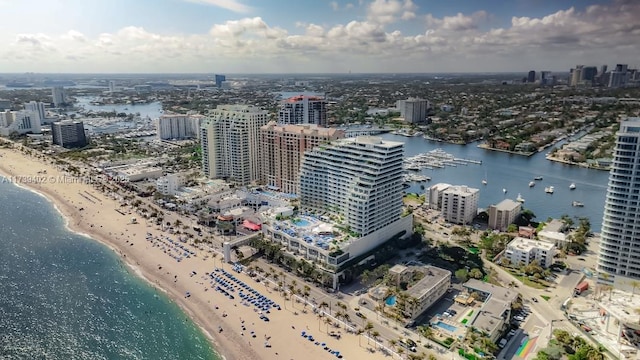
0, 0, 637, 73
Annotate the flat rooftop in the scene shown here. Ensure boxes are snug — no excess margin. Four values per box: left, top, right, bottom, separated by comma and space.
508, 237, 555, 251
405, 266, 451, 299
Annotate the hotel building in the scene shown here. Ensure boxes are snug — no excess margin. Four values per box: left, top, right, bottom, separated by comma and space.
278, 95, 327, 127
299, 136, 404, 236
260, 121, 344, 194
262, 136, 413, 282
488, 199, 522, 231
51, 120, 88, 148
440, 185, 479, 225
200, 105, 269, 185
0, 110, 41, 136
157, 114, 204, 140
504, 237, 555, 268
25, 101, 47, 124
598, 118, 640, 288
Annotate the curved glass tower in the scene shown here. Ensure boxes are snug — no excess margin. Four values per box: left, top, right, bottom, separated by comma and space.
598, 118, 640, 286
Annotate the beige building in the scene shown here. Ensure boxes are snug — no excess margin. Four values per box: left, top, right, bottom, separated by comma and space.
260, 121, 344, 194
402, 266, 451, 319
504, 237, 556, 268
488, 199, 522, 231
201, 105, 269, 185
441, 185, 479, 225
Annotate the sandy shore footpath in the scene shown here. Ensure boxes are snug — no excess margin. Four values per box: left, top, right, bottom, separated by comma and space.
0, 148, 393, 360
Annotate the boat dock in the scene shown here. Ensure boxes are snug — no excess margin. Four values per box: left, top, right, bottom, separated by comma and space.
404, 149, 483, 171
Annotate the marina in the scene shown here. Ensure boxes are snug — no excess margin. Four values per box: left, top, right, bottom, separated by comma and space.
403, 148, 482, 171
382, 133, 609, 232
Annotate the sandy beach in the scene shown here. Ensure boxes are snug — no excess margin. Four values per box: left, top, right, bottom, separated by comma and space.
0, 147, 395, 360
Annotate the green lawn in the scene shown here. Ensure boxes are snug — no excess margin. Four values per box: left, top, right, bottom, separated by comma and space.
541, 295, 551, 301
504, 268, 547, 289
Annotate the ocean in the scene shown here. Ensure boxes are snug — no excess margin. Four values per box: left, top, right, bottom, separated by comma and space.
0, 180, 219, 360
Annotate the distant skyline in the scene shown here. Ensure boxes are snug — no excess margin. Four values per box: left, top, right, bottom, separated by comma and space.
0, 0, 638, 73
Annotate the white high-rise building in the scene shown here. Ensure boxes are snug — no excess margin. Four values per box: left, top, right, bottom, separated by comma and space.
278, 95, 327, 127
25, 101, 46, 124
51, 87, 66, 107
299, 136, 404, 236
200, 105, 269, 185
0, 110, 41, 136
109, 81, 116, 93
157, 114, 204, 140
598, 118, 640, 288
156, 173, 185, 196
440, 185, 479, 225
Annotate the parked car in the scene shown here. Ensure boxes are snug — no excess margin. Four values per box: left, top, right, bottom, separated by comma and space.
514, 315, 525, 322
355, 312, 366, 319
531, 297, 538, 303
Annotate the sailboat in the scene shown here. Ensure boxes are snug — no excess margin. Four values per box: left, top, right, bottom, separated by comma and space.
503, 188, 507, 194
516, 193, 525, 203
482, 170, 487, 185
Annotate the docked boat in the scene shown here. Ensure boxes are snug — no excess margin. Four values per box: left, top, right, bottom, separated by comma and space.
516, 193, 525, 203
534, 176, 543, 181
529, 181, 535, 187
569, 183, 576, 190
572, 201, 584, 207
482, 179, 487, 185
545, 186, 555, 194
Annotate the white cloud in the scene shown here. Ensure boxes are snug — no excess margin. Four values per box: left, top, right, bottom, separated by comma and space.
0, 0, 638, 73
368, 0, 417, 24
330, 1, 339, 11
183, 0, 251, 13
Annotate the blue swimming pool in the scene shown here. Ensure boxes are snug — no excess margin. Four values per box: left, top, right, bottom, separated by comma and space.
293, 219, 310, 227
385, 296, 397, 306
434, 321, 457, 332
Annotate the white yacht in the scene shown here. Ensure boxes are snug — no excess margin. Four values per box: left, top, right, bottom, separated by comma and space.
569, 183, 576, 190
516, 193, 525, 203
545, 186, 555, 194
529, 181, 535, 187
482, 179, 487, 185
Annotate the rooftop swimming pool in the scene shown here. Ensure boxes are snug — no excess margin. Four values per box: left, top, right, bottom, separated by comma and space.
293, 219, 311, 227
434, 321, 457, 333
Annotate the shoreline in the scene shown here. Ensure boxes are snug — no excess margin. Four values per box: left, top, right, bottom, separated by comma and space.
0, 147, 390, 360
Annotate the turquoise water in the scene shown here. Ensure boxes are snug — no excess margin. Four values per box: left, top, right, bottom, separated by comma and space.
385, 296, 397, 306
293, 219, 310, 227
434, 321, 457, 332
0, 180, 219, 360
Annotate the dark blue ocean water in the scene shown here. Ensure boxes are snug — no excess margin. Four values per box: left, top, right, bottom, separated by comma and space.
381, 134, 610, 232
0, 181, 218, 360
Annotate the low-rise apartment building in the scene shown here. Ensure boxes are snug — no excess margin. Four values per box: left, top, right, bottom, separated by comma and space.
504, 237, 556, 268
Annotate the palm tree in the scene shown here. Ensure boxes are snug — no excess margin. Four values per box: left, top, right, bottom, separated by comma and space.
364, 321, 374, 345
356, 329, 365, 346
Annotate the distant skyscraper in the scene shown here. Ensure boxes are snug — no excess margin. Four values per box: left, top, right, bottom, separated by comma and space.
278, 95, 327, 126
109, 81, 116, 93
200, 105, 269, 185
215, 74, 226, 88
401, 98, 430, 123
608, 64, 629, 88
157, 114, 204, 140
540, 71, 551, 86
581, 66, 598, 84
527, 71, 536, 83
51, 87, 66, 107
598, 117, 640, 289
51, 120, 88, 148
570, 65, 584, 86
25, 101, 46, 124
